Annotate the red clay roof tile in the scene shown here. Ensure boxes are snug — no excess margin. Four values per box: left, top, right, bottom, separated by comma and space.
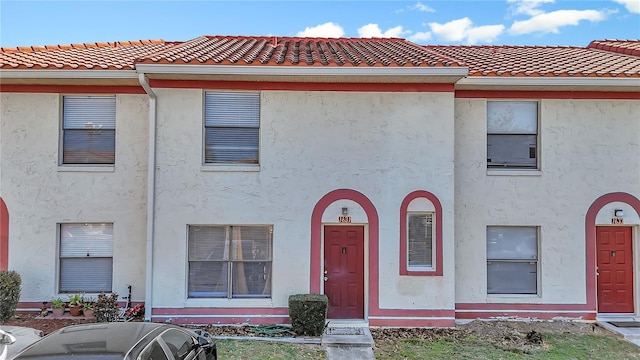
0, 40, 174, 70
424, 42, 640, 77
135, 36, 462, 67
1, 36, 639, 78
588, 39, 640, 57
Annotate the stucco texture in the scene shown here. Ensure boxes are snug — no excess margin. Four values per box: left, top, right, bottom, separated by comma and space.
454, 98, 640, 305
0, 93, 149, 302
151, 89, 456, 312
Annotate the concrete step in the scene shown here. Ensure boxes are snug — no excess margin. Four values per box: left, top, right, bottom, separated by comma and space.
321, 326, 374, 347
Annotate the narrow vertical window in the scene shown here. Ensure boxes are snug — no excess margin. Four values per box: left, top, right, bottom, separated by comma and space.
487, 101, 538, 169
62, 96, 116, 164
486, 226, 538, 294
400, 191, 443, 276
204, 92, 260, 165
407, 212, 434, 270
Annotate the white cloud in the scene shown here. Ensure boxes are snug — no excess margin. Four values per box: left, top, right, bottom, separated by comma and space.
613, 0, 640, 13
396, 2, 436, 13
507, 0, 555, 16
466, 25, 506, 44
428, 17, 505, 44
357, 24, 407, 38
296, 22, 345, 38
407, 31, 433, 44
509, 9, 609, 35
411, 2, 436, 13
429, 18, 472, 42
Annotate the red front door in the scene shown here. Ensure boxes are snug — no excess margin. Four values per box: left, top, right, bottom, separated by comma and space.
324, 225, 364, 319
597, 226, 634, 313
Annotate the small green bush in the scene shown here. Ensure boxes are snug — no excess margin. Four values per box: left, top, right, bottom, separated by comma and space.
0, 270, 21, 322
288, 293, 328, 336
94, 292, 119, 322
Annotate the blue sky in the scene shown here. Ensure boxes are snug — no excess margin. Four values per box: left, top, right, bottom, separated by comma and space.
1, 0, 638, 48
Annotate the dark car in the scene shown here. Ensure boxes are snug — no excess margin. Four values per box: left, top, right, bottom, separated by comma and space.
11, 322, 216, 360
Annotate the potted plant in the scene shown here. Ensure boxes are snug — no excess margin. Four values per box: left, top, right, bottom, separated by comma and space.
68, 293, 84, 316
83, 297, 95, 318
51, 297, 65, 317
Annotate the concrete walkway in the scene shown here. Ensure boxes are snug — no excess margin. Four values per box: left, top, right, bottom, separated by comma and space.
597, 321, 640, 346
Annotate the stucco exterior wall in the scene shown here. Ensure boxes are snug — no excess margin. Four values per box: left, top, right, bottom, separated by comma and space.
151, 89, 456, 313
454, 98, 640, 305
0, 93, 149, 302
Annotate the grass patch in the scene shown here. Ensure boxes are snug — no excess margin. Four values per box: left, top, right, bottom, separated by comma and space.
216, 339, 325, 360
374, 332, 640, 360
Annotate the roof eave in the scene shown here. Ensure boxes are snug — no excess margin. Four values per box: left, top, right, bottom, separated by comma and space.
134, 64, 469, 78
456, 76, 640, 88
0, 69, 139, 79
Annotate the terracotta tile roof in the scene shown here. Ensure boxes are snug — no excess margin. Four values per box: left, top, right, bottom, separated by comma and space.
424, 42, 640, 77
136, 35, 463, 67
0, 40, 174, 70
1, 36, 639, 78
587, 39, 640, 57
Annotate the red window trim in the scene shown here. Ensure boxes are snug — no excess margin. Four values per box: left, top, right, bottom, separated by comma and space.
400, 190, 443, 276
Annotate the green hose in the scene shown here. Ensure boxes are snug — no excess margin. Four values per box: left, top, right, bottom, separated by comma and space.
248, 324, 296, 336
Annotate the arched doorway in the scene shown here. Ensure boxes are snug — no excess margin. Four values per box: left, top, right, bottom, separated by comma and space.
586, 192, 640, 314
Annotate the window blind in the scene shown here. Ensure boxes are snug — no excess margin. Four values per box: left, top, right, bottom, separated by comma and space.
204, 92, 260, 164
59, 223, 113, 292
62, 96, 116, 164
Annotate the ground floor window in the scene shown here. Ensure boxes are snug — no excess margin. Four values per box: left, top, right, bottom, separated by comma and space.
486, 226, 538, 294
188, 225, 272, 298
407, 212, 434, 270
59, 223, 113, 292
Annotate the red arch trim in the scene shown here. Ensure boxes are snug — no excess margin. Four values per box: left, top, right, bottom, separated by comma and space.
310, 189, 380, 310
0, 198, 8, 270
399, 190, 444, 276
585, 192, 640, 309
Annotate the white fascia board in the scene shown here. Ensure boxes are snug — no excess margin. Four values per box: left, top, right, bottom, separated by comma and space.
457, 76, 640, 88
135, 64, 469, 77
0, 69, 138, 79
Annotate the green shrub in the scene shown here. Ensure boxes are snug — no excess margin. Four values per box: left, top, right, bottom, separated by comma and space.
288, 294, 328, 336
0, 270, 21, 322
94, 292, 119, 322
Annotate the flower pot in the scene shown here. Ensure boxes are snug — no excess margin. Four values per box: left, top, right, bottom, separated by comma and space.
52, 307, 65, 317
69, 305, 83, 317
83, 309, 94, 318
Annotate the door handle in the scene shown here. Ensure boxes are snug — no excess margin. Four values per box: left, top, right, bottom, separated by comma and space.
324, 276, 329, 282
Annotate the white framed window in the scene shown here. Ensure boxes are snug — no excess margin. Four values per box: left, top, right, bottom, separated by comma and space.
487, 101, 538, 169
61, 96, 116, 165
204, 92, 260, 165
188, 225, 272, 298
407, 212, 434, 271
486, 226, 538, 294
59, 223, 113, 293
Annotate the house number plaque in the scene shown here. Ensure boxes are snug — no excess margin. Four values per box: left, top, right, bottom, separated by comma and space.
612, 217, 624, 225
338, 216, 352, 223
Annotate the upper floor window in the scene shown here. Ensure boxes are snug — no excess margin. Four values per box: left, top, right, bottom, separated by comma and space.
188, 225, 272, 298
487, 101, 538, 169
62, 96, 116, 165
204, 92, 260, 165
486, 226, 538, 295
59, 223, 113, 293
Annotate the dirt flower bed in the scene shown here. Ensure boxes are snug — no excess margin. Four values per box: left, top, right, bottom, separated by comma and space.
4, 313, 612, 350
4, 314, 94, 335
372, 320, 607, 353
